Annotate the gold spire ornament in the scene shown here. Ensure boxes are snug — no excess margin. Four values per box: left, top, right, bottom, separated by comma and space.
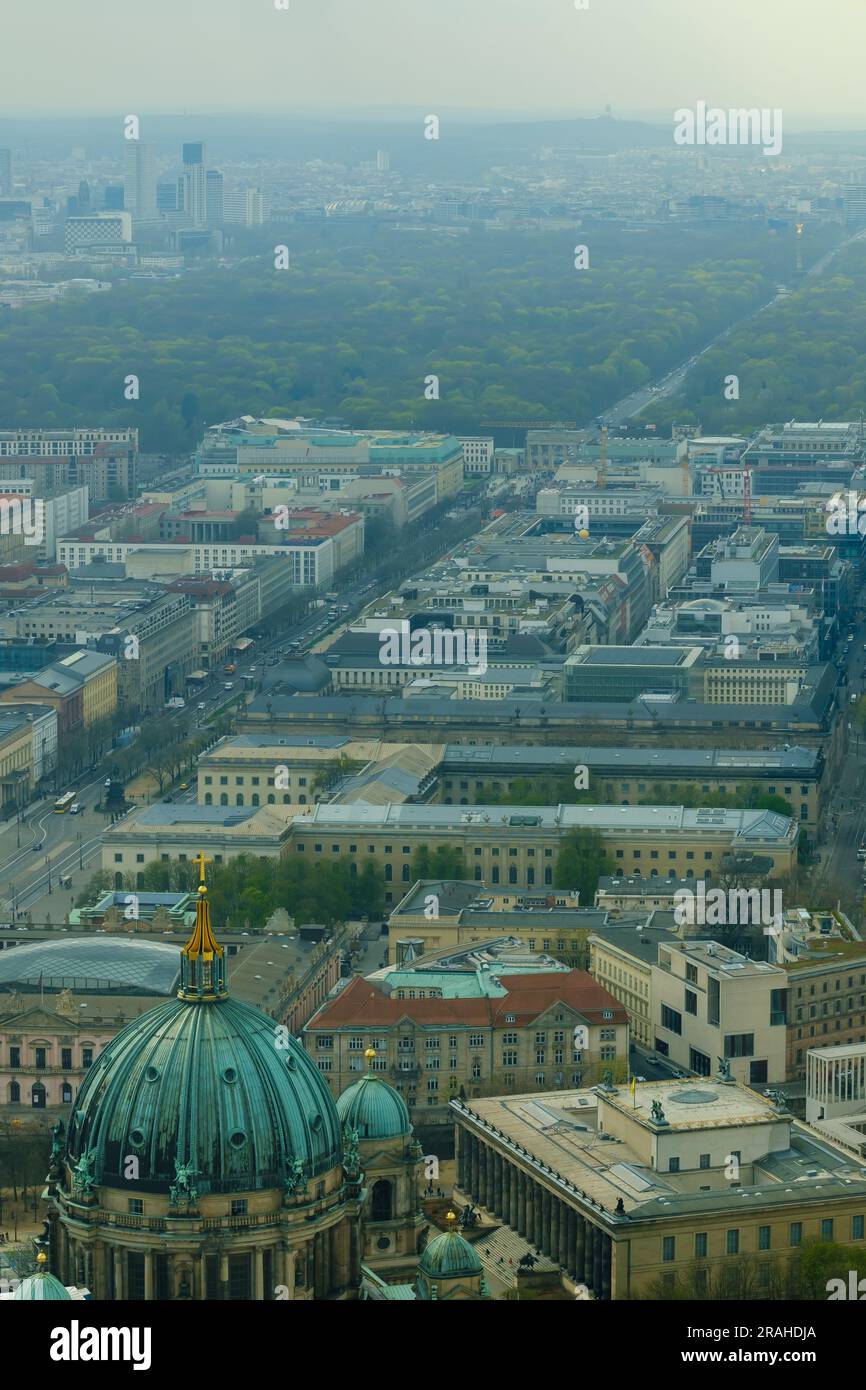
178, 853, 228, 1002
182, 852, 222, 963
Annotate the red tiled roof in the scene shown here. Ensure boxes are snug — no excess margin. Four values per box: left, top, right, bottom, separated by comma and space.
306, 971, 626, 1030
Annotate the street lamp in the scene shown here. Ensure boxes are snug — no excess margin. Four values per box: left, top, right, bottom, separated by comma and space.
77, 833, 83, 870
46, 855, 52, 894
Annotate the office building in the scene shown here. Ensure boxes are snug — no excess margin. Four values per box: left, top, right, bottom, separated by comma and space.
64, 211, 133, 256
122, 141, 157, 223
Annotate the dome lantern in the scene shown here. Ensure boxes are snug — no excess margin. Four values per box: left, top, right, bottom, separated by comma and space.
178, 852, 227, 1003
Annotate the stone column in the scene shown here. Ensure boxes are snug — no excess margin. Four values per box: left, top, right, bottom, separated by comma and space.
60, 1223, 69, 1285
532, 1183, 542, 1249
575, 1214, 586, 1283
493, 1154, 503, 1216
457, 1129, 466, 1189
593, 1224, 603, 1295
470, 1137, 479, 1201
313, 1232, 324, 1295
219, 1253, 229, 1300
479, 1146, 489, 1209
566, 1210, 577, 1278
601, 1233, 612, 1301
509, 1166, 518, 1228
285, 1249, 296, 1300
558, 1203, 569, 1269
253, 1246, 264, 1300
550, 1199, 560, 1266
144, 1250, 154, 1301
113, 1248, 124, 1301
197, 1254, 207, 1300
585, 1223, 597, 1293
541, 1189, 551, 1256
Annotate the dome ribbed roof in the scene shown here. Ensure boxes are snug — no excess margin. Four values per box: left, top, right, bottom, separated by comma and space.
336, 1069, 411, 1140
418, 1228, 482, 1280
13, 1267, 71, 1300
66, 865, 344, 1196
67, 994, 343, 1194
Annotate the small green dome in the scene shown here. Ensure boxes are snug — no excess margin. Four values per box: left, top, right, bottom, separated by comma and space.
13, 1266, 71, 1300
418, 1227, 482, 1280
337, 1069, 411, 1140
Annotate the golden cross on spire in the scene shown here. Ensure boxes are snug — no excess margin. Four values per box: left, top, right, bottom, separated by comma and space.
194, 851, 213, 885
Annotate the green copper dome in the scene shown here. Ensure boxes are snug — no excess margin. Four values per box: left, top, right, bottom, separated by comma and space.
13, 1260, 70, 1301
418, 1226, 482, 1280
337, 1062, 411, 1141
66, 867, 343, 1195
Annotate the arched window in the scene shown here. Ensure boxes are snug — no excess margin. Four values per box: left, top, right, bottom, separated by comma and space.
205, 793, 213, 805
371, 1179, 393, 1222
384, 864, 392, 882
9, 1080, 20, 1104
220, 793, 228, 806
268, 794, 275, 805
62, 1083, 73, 1103
114, 872, 123, 889
491, 866, 500, 884
251, 794, 259, 807
31, 1081, 46, 1110
236, 794, 244, 806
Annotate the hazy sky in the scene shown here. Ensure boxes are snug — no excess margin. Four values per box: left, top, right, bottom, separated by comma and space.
4, 0, 866, 125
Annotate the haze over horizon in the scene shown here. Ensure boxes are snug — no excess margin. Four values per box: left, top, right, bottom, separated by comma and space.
3, 0, 866, 127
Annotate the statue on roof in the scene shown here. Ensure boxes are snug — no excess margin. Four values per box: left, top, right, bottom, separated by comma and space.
72, 1148, 98, 1196
169, 1158, 200, 1210
716, 1057, 732, 1081
284, 1156, 307, 1199
650, 1100, 666, 1124
342, 1122, 361, 1181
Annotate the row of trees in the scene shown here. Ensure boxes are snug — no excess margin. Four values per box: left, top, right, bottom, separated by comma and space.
78, 853, 385, 929
643, 1240, 866, 1301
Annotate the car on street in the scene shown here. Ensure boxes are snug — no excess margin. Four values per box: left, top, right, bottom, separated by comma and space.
70, 803, 82, 814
